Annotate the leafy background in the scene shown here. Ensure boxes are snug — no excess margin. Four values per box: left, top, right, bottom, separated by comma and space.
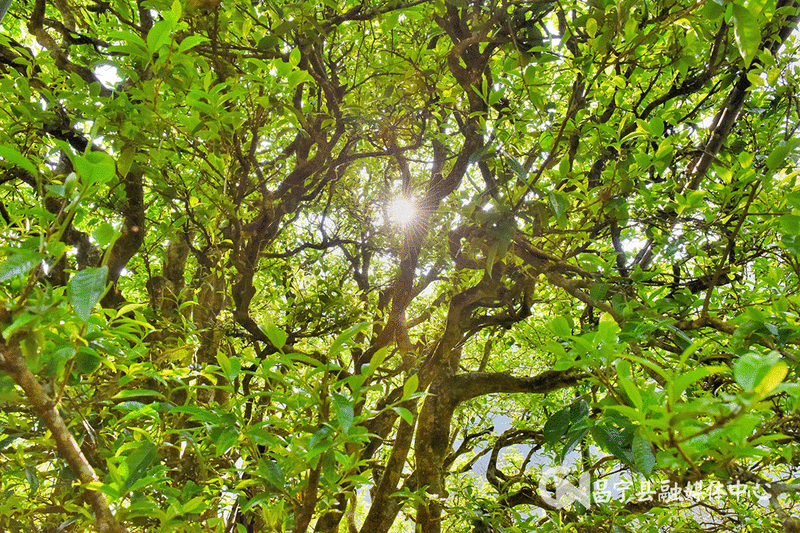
2, 0, 800, 531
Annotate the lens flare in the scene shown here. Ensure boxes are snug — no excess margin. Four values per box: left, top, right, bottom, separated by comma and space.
387, 196, 418, 228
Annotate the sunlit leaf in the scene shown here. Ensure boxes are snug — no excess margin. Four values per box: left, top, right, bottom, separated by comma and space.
754, 361, 788, 396
402, 373, 419, 400
264, 324, 288, 350
0, 145, 38, 175
732, 4, 760, 67
146, 15, 175, 53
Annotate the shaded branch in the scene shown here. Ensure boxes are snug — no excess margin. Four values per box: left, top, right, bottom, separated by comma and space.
451, 370, 586, 405
101, 167, 145, 307
27, 0, 112, 97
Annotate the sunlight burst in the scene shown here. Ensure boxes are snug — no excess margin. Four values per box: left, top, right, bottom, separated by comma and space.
387, 196, 418, 228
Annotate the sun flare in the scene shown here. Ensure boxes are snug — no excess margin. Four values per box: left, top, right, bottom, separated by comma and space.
387, 196, 418, 228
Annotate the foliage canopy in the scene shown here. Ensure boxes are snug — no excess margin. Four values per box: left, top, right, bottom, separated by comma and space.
2, 0, 800, 531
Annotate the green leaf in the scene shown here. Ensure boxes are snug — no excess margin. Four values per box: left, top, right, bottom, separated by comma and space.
485, 241, 499, 278
734, 351, 791, 399
332, 392, 354, 433
0, 432, 22, 451
585, 17, 597, 37
505, 154, 526, 179
402, 373, 419, 400
766, 138, 800, 172
108, 30, 147, 55
0, 250, 45, 283
120, 441, 160, 496
179, 35, 209, 53
618, 353, 669, 383
146, 16, 175, 54
648, 116, 664, 137
182, 496, 206, 515
216, 349, 233, 373
664, 323, 692, 352
241, 492, 273, 514
364, 346, 389, 375
289, 46, 301, 66
216, 428, 239, 456
787, 191, 800, 210
217, 352, 232, 376
113, 389, 166, 400
68, 266, 108, 322
116, 147, 136, 178
732, 4, 761, 67
734, 352, 781, 392
394, 406, 414, 425
24, 464, 39, 494
264, 324, 288, 350
309, 426, 333, 457
604, 404, 645, 424
329, 321, 370, 357
0, 145, 38, 175
543, 407, 571, 447
631, 435, 656, 476
0, 0, 12, 30
2, 312, 37, 340
669, 367, 714, 404
549, 191, 570, 219
258, 459, 285, 490
92, 223, 118, 248
616, 361, 643, 411
754, 361, 788, 396
550, 316, 572, 337
589, 283, 608, 303
73, 152, 117, 186
779, 214, 800, 236
468, 141, 494, 165
171, 405, 221, 424
592, 425, 632, 464
75, 347, 101, 375
559, 427, 588, 463
569, 399, 589, 423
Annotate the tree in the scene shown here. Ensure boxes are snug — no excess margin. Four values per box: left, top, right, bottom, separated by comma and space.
2, 0, 800, 531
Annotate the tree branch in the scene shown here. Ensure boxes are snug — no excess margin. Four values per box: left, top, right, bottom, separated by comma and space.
0, 335, 126, 533
451, 370, 586, 405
